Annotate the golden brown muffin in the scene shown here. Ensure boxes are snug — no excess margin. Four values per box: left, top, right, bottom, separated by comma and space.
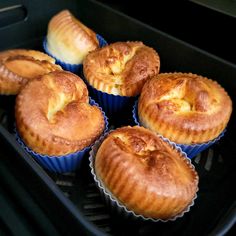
83, 41, 160, 96
15, 71, 105, 156
138, 72, 232, 144
0, 49, 61, 95
94, 126, 198, 220
47, 10, 99, 64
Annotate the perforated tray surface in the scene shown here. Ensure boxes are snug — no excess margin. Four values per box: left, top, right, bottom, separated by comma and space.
1, 103, 236, 235
50, 145, 236, 236
0, 0, 236, 235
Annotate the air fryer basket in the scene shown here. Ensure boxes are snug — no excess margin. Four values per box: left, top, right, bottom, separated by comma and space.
0, 0, 235, 235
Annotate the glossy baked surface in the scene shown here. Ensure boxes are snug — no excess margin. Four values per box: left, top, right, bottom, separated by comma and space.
138, 73, 232, 144
95, 126, 198, 219
15, 71, 105, 156
0, 49, 61, 95
83, 41, 160, 96
47, 10, 99, 64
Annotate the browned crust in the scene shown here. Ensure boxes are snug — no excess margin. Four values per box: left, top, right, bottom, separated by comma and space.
138, 72, 232, 144
95, 126, 198, 219
0, 49, 56, 63
83, 41, 160, 96
15, 71, 105, 156
47, 10, 99, 64
0, 49, 61, 95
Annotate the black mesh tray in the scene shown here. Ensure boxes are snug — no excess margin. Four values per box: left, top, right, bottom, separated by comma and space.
0, 0, 236, 235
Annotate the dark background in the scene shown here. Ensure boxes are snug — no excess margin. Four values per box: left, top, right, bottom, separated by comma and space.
98, 0, 236, 65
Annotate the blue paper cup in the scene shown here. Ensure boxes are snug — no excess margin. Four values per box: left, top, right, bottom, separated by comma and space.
132, 100, 225, 159
89, 130, 198, 222
15, 98, 108, 173
43, 34, 107, 74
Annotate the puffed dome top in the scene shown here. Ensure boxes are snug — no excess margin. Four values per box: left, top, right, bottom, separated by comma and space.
138, 73, 232, 144
47, 10, 99, 64
0, 49, 61, 94
83, 41, 160, 96
15, 71, 105, 156
95, 126, 198, 219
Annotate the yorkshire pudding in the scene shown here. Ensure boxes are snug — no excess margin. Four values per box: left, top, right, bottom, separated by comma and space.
83, 41, 160, 96
138, 73, 232, 144
0, 49, 61, 95
15, 71, 105, 156
47, 10, 99, 64
94, 126, 198, 220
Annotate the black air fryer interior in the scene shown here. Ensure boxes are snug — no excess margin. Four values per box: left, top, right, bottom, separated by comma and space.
0, 0, 236, 235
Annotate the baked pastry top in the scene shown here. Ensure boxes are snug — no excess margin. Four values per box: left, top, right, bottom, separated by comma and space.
138, 72, 232, 144
0, 49, 61, 95
47, 10, 99, 64
16, 71, 105, 156
83, 41, 160, 96
95, 126, 198, 220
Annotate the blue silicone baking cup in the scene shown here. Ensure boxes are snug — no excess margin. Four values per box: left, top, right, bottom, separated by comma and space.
82, 76, 136, 118
96, 34, 108, 47
132, 100, 225, 159
89, 130, 198, 222
15, 98, 109, 173
43, 34, 107, 74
